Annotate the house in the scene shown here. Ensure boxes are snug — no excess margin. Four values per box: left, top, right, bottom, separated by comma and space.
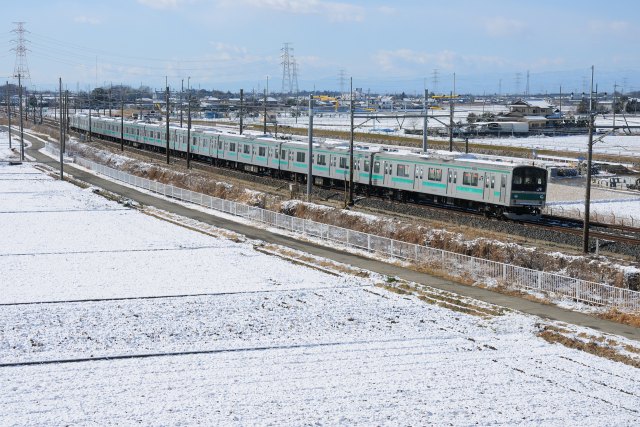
507, 99, 554, 116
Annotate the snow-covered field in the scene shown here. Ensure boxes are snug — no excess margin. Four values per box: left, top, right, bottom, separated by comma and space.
1, 144, 640, 424
216, 107, 640, 157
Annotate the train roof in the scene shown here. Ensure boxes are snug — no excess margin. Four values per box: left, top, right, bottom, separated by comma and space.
75, 114, 552, 169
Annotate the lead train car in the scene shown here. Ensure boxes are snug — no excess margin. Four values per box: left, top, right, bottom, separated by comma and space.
70, 114, 547, 216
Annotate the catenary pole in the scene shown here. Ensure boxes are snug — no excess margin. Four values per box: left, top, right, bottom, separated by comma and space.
165, 84, 170, 164
120, 89, 124, 151
263, 89, 267, 134
348, 77, 354, 206
18, 73, 24, 161
422, 88, 428, 151
307, 94, 313, 202
187, 90, 191, 169
449, 73, 455, 152
582, 66, 595, 253
180, 79, 183, 128
88, 90, 92, 141
6, 81, 12, 149
59, 78, 63, 179
239, 88, 244, 135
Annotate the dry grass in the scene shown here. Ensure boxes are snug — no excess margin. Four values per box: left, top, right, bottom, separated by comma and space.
597, 308, 640, 328
538, 326, 640, 369
377, 280, 505, 318
38, 124, 639, 292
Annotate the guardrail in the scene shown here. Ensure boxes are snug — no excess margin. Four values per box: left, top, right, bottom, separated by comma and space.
44, 143, 640, 312
544, 204, 638, 227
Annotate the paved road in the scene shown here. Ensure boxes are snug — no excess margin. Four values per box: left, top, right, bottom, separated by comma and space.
13, 127, 639, 341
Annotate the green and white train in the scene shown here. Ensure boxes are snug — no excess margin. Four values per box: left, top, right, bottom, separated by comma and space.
70, 114, 548, 216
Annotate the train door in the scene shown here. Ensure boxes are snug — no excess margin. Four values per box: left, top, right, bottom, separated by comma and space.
447, 168, 458, 197
500, 174, 507, 203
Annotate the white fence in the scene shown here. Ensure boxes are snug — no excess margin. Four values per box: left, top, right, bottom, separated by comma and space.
48, 146, 640, 312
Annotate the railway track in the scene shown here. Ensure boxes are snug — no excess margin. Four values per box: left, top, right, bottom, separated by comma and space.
39, 117, 640, 252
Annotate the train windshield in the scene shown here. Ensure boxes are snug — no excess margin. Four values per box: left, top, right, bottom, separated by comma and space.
512, 167, 546, 192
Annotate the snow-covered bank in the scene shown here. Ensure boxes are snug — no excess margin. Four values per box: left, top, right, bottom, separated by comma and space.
1, 156, 639, 425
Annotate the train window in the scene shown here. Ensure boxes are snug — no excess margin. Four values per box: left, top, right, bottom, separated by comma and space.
501, 175, 506, 188
462, 172, 479, 186
453, 172, 457, 183
428, 168, 442, 181
374, 161, 380, 173
396, 164, 410, 178
281, 149, 286, 159
491, 176, 495, 189
296, 152, 306, 163
512, 167, 546, 191
193, 137, 197, 145
339, 157, 348, 169
258, 146, 266, 157
229, 142, 236, 152
364, 160, 370, 172
218, 139, 223, 150
317, 154, 326, 165
274, 149, 279, 159
243, 144, 251, 154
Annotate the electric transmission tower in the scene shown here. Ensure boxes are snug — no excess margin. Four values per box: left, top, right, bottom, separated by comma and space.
338, 69, 347, 94
431, 69, 439, 94
525, 70, 530, 97
515, 72, 522, 96
291, 55, 299, 94
281, 43, 293, 94
11, 22, 31, 81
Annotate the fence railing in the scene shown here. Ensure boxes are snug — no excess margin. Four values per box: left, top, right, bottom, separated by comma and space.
47, 145, 639, 312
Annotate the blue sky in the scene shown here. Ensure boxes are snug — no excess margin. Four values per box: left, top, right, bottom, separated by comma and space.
2, 0, 639, 94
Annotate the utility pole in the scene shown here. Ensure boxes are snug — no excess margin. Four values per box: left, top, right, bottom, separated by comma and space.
61, 90, 66, 154
422, 88, 428, 151
612, 84, 617, 133
165, 84, 170, 164
449, 73, 455, 152
187, 89, 191, 169
6, 81, 12, 149
559, 85, 562, 115
88, 89, 92, 141
348, 77, 354, 206
180, 79, 183, 128
109, 83, 112, 117
582, 66, 595, 254
239, 88, 244, 135
18, 73, 24, 161
120, 89, 124, 151
39, 93, 43, 124
307, 94, 313, 202
59, 78, 63, 179
263, 88, 267, 134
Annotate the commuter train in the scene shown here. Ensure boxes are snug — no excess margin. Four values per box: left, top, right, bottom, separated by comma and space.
70, 114, 548, 216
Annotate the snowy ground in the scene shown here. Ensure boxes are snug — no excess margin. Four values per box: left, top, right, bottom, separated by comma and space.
1, 149, 639, 424
213, 107, 640, 158
547, 180, 640, 222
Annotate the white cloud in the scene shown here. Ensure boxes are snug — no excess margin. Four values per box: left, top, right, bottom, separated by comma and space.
136, 0, 190, 10
373, 48, 508, 74
242, 0, 365, 22
484, 17, 526, 38
74, 16, 101, 25
588, 20, 630, 33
